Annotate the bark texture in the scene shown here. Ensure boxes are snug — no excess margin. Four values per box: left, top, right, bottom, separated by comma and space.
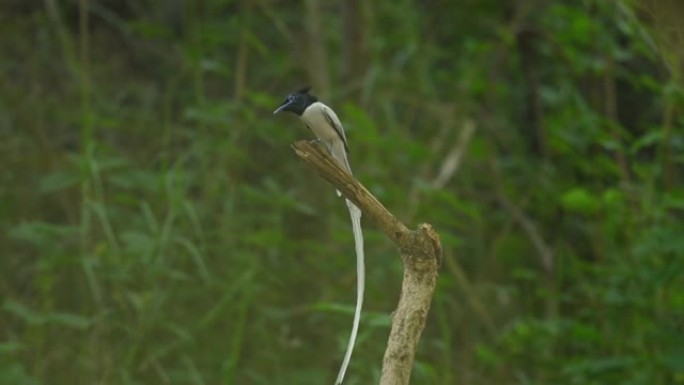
292, 140, 442, 385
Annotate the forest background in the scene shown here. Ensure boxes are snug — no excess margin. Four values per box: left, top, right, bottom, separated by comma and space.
1, 1, 683, 384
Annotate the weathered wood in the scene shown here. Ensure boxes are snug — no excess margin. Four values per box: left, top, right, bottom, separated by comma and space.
291, 140, 442, 385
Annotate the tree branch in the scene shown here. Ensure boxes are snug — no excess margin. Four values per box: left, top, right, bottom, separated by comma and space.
291, 140, 442, 385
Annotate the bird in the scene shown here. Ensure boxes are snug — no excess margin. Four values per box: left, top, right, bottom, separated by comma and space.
273, 86, 352, 179
274, 87, 365, 385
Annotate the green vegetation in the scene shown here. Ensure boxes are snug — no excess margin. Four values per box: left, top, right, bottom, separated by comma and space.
1, 1, 682, 384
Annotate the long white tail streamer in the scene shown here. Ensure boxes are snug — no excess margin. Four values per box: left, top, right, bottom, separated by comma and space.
335, 200, 364, 385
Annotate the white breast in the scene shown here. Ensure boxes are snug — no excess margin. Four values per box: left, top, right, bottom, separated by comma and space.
300, 102, 341, 143
300, 101, 352, 174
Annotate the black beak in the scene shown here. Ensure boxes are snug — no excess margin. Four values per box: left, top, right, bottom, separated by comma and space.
273, 100, 290, 115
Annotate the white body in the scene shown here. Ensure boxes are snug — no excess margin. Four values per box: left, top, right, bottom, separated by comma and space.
301, 102, 352, 174
300, 101, 363, 385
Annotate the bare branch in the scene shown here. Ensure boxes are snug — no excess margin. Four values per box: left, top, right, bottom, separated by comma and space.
291, 140, 442, 385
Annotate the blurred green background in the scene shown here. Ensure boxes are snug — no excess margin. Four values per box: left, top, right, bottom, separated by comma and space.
1, 0, 683, 384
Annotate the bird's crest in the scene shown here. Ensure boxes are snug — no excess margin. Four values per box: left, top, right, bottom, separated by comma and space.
297, 86, 312, 94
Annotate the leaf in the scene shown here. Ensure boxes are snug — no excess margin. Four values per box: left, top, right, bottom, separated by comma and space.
475, 344, 502, 366
47, 313, 92, 329
38, 171, 82, 193
560, 187, 600, 215
630, 130, 663, 154
3, 300, 45, 325
563, 356, 636, 375
8, 221, 79, 246
0, 341, 24, 354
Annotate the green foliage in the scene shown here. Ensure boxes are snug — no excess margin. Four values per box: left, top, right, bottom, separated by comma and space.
1, 0, 683, 384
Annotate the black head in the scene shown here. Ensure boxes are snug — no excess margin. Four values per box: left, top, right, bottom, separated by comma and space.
273, 86, 318, 116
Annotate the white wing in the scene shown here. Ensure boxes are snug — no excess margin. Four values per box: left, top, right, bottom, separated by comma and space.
321, 104, 350, 154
